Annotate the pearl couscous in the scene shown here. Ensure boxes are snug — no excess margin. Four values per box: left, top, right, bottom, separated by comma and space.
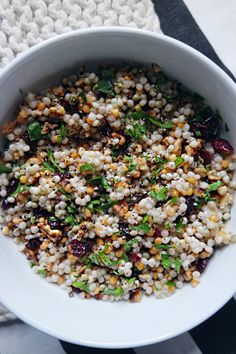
0, 64, 235, 302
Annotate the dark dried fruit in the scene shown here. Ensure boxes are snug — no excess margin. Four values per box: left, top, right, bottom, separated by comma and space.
48, 218, 61, 230
132, 267, 141, 278
60, 99, 78, 115
128, 193, 147, 209
6, 178, 19, 196
212, 138, 234, 155
68, 239, 92, 258
21, 132, 38, 157
54, 171, 70, 180
118, 221, 130, 237
190, 115, 219, 140
154, 228, 162, 238
185, 196, 197, 216
200, 149, 212, 164
25, 238, 41, 251
1, 198, 14, 210
196, 258, 209, 273
71, 285, 82, 294
33, 208, 50, 218
129, 252, 141, 263
100, 124, 113, 137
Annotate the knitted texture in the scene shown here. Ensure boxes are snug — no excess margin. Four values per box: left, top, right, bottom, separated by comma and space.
0, 0, 161, 68
0, 0, 160, 322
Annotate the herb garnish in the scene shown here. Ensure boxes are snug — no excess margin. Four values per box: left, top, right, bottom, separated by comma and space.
72, 280, 90, 293
149, 186, 168, 202
27, 121, 42, 141
47, 148, 64, 173
124, 238, 138, 252
57, 123, 67, 144
175, 156, 184, 167
155, 244, 173, 250
80, 164, 94, 173
131, 215, 151, 234
125, 124, 147, 141
0, 163, 12, 173
148, 117, 173, 129
103, 287, 124, 297
161, 253, 182, 272
90, 175, 110, 189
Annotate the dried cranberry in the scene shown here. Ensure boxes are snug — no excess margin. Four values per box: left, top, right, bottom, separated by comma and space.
25, 238, 41, 251
60, 100, 78, 115
72, 286, 82, 294
154, 228, 162, 237
22, 132, 38, 154
190, 115, 219, 140
33, 208, 50, 218
1, 198, 14, 210
185, 196, 196, 216
132, 267, 141, 278
48, 218, 61, 230
212, 138, 234, 155
54, 171, 69, 180
118, 221, 130, 237
100, 124, 113, 137
200, 149, 212, 164
196, 258, 209, 273
69, 239, 92, 258
6, 178, 19, 196
128, 193, 147, 209
129, 252, 141, 263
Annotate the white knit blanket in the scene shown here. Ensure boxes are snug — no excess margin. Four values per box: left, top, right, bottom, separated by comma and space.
0, 0, 160, 322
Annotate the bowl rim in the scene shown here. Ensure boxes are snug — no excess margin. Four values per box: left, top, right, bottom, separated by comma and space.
0, 26, 236, 348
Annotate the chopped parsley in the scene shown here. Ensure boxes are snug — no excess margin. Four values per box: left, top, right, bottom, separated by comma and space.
90, 175, 110, 189
10, 180, 30, 197
87, 195, 117, 213
149, 186, 168, 202
161, 253, 172, 269
64, 214, 77, 226
175, 219, 185, 233
155, 244, 173, 250
103, 287, 124, 297
151, 157, 167, 177
58, 186, 72, 200
41, 161, 55, 172
72, 280, 90, 293
27, 121, 42, 141
90, 250, 113, 267
0, 163, 12, 173
124, 237, 138, 252
131, 110, 149, 120
169, 196, 179, 204
131, 215, 151, 234
38, 269, 47, 277
155, 71, 169, 88
166, 281, 175, 287
57, 123, 67, 144
29, 261, 36, 268
94, 79, 114, 96
161, 253, 182, 272
80, 164, 94, 173
148, 117, 173, 129
174, 258, 182, 273
206, 180, 222, 193
47, 148, 64, 173
175, 156, 184, 167
125, 124, 147, 141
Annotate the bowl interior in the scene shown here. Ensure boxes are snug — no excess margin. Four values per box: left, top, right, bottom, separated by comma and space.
0, 28, 236, 348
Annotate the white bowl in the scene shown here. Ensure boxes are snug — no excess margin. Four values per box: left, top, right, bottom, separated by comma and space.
0, 27, 236, 349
